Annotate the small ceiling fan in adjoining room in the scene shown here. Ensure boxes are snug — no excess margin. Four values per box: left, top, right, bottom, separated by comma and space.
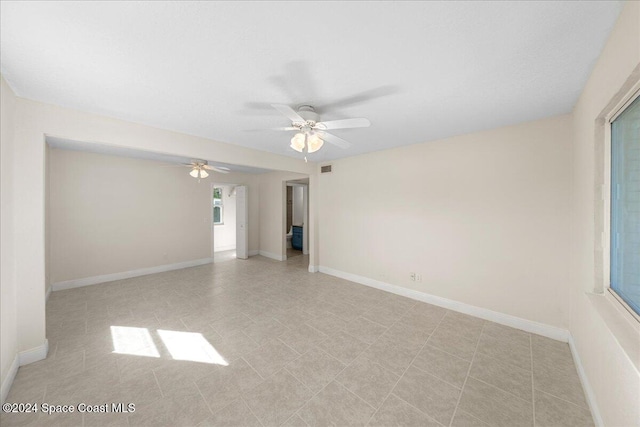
180, 160, 230, 181
265, 104, 371, 158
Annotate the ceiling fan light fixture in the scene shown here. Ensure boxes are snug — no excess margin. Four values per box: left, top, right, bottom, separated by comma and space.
190, 167, 209, 179
306, 133, 324, 153
290, 133, 306, 152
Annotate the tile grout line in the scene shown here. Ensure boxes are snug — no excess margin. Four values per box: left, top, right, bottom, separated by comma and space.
192, 378, 215, 419
448, 319, 486, 427
408, 358, 465, 392
282, 411, 311, 427
364, 310, 450, 426
467, 376, 532, 405
239, 394, 267, 427
387, 392, 447, 427
418, 341, 473, 365
335, 379, 379, 412
533, 387, 593, 411
471, 348, 532, 375
150, 368, 165, 399
239, 355, 266, 381
275, 336, 305, 357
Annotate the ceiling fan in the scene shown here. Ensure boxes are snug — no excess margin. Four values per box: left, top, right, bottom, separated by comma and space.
180, 160, 230, 180
267, 104, 371, 155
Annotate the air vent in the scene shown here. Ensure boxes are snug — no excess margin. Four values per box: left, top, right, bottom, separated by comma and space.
321, 165, 332, 173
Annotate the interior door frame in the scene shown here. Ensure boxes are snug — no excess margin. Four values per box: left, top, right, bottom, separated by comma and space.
283, 181, 309, 259
211, 181, 245, 261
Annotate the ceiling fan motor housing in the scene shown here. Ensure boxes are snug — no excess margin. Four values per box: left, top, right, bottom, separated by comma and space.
296, 105, 320, 126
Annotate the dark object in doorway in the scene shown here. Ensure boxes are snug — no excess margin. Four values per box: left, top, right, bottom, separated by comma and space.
292, 226, 303, 251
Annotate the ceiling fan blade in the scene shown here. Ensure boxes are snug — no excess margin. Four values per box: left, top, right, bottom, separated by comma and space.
245, 127, 298, 132
315, 118, 371, 130
271, 104, 306, 124
211, 166, 230, 173
202, 165, 230, 173
318, 131, 352, 149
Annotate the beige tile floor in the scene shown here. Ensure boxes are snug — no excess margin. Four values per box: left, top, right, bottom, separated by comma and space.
286, 248, 303, 259
2, 255, 594, 427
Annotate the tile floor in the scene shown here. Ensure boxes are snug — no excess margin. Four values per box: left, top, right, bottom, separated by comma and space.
213, 250, 236, 263
286, 248, 303, 259
1, 255, 594, 427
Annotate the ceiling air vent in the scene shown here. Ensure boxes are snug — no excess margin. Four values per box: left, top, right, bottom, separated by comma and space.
321, 165, 332, 173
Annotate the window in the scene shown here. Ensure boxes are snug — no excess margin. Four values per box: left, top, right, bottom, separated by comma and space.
610, 94, 640, 316
213, 187, 223, 225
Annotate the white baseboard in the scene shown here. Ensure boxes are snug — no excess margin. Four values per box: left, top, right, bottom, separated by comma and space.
214, 245, 236, 252
45, 285, 52, 302
568, 334, 603, 427
2, 341, 49, 403
248, 250, 259, 257
318, 266, 570, 342
18, 340, 48, 366
259, 250, 285, 261
0, 355, 19, 404
51, 258, 213, 291
308, 265, 318, 273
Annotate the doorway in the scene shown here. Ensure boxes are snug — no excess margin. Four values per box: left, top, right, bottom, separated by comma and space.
284, 180, 309, 260
212, 184, 248, 262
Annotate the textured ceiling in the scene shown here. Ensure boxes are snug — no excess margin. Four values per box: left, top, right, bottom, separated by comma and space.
1, 1, 622, 162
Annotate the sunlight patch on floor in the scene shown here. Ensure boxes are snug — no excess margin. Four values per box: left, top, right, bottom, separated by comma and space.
157, 329, 228, 365
110, 326, 160, 357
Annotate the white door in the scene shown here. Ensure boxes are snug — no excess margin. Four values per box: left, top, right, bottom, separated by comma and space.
236, 185, 248, 259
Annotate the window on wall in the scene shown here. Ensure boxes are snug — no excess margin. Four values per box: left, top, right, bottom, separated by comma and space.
213, 187, 223, 225
610, 93, 640, 317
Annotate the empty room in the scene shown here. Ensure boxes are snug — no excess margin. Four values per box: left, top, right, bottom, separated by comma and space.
1, 1, 638, 427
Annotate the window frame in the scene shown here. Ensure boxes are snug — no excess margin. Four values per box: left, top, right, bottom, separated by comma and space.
213, 187, 224, 226
604, 84, 640, 323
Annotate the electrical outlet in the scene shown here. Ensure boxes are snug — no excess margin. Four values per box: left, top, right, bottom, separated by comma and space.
410, 272, 416, 281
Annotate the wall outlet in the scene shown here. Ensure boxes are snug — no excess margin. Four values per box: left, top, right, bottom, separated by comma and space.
410, 272, 416, 281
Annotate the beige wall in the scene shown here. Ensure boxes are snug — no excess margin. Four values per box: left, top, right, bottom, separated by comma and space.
1, 76, 18, 398
570, 1, 640, 426
48, 148, 218, 283
47, 149, 263, 282
319, 115, 573, 328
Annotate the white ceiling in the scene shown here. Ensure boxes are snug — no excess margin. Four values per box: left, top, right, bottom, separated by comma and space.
1, 1, 622, 162
46, 136, 273, 175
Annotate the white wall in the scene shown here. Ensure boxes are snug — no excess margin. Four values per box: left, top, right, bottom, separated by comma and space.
213, 184, 237, 252
319, 115, 573, 329
48, 148, 215, 283
1, 76, 18, 401
570, 2, 640, 426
